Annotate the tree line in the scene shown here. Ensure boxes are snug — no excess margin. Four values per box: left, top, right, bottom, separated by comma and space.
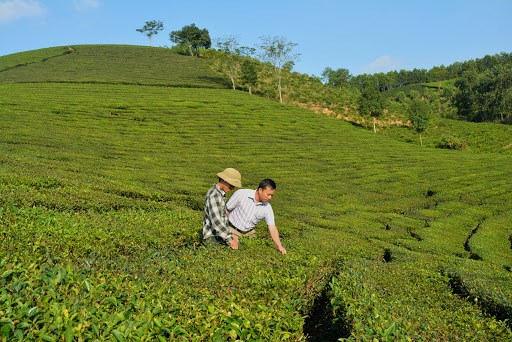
324, 52, 512, 92
323, 53, 512, 125
136, 21, 300, 104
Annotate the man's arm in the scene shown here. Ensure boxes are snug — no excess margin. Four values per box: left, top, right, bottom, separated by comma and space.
268, 224, 286, 254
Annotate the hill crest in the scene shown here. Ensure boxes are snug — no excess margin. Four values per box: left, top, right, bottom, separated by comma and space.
0, 44, 228, 89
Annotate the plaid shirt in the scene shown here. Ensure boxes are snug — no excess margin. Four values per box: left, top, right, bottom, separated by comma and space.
203, 184, 233, 243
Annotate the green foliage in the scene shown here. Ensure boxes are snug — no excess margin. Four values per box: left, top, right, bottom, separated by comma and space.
321, 67, 351, 88
358, 87, 385, 117
436, 135, 468, 150
454, 65, 512, 123
170, 24, 211, 56
409, 100, 430, 133
240, 60, 258, 94
1, 45, 511, 340
408, 99, 430, 145
330, 261, 512, 340
349, 52, 512, 93
348, 52, 512, 126
136, 20, 164, 46
258, 35, 300, 104
209, 36, 247, 90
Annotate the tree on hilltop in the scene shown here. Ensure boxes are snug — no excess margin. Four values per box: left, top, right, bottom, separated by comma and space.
258, 36, 300, 104
136, 20, 164, 46
213, 36, 243, 90
170, 24, 211, 56
212, 36, 257, 91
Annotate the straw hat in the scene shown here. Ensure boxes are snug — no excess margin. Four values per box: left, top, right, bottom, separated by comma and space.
217, 168, 242, 188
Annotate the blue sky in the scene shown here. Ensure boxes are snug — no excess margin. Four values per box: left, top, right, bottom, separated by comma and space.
1, 0, 511, 77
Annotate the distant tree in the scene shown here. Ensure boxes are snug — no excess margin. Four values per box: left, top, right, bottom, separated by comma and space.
350, 73, 378, 91
258, 36, 300, 104
428, 65, 449, 86
241, 59, 258, 94
409, 68, 429, 84
136, 20, 164, 46
359, 86, 385, 119
170, 24, 211, 56
476, 65, 512, 123
451, 53, 512, 123
453, 68, 482, 121
321, 67, 351, 88
503, 87, 512, 123
409, 99, 430, 146
375, 72, 393, 91
239, 46, 256, 58
214, 36, 243, 90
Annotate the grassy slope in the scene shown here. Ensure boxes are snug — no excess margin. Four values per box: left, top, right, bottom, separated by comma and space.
0, 45, 511, 340
0, 45, 228, 88
0, 46, 72, 71
378, 80, 512, 154
379, 117, 512, 153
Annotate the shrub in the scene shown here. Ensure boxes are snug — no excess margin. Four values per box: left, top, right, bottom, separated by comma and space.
436, 135, 468, 150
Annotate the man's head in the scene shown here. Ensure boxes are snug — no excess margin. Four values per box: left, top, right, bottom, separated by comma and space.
256, 178, 276, 203
217, 168, 242, 192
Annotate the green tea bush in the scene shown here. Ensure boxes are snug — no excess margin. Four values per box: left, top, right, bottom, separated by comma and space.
443, 261, 512, 330
436, 135, 468, 150
0, 45, 228, 89
329, 260, 512, 340
0, 46, 70, 72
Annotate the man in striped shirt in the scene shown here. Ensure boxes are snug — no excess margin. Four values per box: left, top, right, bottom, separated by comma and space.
203, 168, 242, 249
227, 179, 287, 254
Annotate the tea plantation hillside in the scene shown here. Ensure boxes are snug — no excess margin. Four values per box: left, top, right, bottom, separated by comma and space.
0, 45, 228, 88
1, 45, 511, 340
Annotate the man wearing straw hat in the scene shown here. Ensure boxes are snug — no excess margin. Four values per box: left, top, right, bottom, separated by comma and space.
202, 167, 242, 249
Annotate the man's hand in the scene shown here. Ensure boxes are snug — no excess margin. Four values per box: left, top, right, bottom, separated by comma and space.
268, 225, 286, 254
229, 235, 239, 250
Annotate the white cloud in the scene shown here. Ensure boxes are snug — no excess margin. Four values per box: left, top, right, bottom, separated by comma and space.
74, 0, 100, 10
362, 55, 403, 74
0, 0, 45, 23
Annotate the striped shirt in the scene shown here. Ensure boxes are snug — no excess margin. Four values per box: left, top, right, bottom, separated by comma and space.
203, 184, 233, 243
227, 189, 275, 232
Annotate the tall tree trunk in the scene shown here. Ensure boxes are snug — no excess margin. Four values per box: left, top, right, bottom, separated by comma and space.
278, 75, 283, 104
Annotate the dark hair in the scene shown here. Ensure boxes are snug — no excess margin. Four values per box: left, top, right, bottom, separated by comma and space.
258, 178, 276, 190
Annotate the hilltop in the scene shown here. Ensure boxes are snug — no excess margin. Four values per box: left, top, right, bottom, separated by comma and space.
0, 45, 228, 88
0, 45, 511, 340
